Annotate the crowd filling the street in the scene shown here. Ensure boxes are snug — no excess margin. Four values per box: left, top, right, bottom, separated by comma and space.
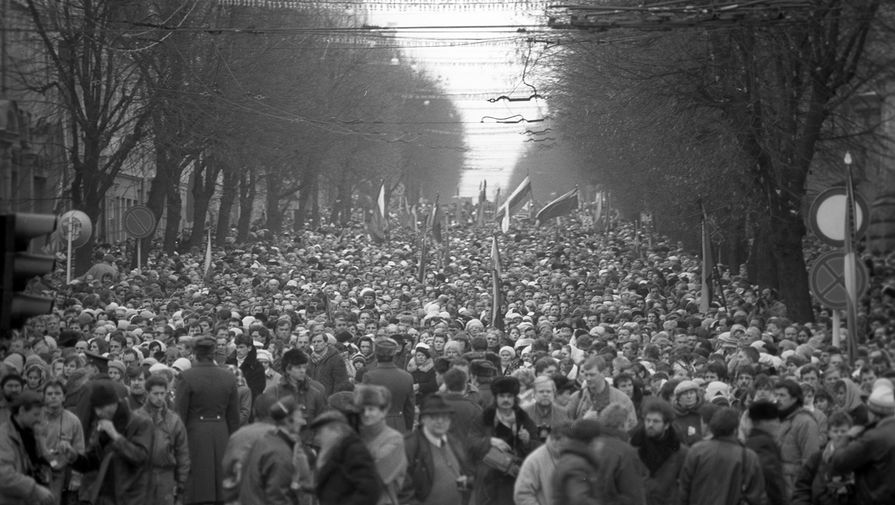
1, 212, 895, 505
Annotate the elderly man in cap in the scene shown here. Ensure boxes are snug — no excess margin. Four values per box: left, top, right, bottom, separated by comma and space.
400, 394, 474, 505
363, 338, 415, 434
175, 337, 240, 505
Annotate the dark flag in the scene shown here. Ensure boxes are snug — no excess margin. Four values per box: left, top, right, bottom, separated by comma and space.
535, 187, 579, 225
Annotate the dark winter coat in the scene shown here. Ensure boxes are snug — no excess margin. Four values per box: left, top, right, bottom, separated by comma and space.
174, 360, 240, 504
363, 361, 415, 433
401, 429, 473, 505
72, 405, 154, 505
630, 425, 687, 505
0, 418, 46, 504
315, 432, 380, 505
831, 416, 895, 505
238, 429, 297, 505
307, 345, 349, 397
471, 406, 540, 505
226, 346, 266, 400
745, 428, 787, 505
678, 436, 765, 505
551, 442, 605, 505
793, 451, 856, 505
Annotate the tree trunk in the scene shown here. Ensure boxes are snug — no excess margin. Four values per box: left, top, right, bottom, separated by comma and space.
216, 167, 238, 245
185, 158, 220, 251
265, 173, 285, 233
163, 180, 182, 254
237, 169, 255, 242
140, 128, 173, 268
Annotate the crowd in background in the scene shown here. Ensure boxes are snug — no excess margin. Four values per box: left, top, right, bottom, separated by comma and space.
1, 212, 895, 505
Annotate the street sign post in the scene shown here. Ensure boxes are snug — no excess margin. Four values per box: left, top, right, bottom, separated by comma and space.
808, 187, 869, 247
59, 210, 91, 284
123, 206, 157, 269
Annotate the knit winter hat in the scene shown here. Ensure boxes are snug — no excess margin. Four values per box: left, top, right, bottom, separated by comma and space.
867, 378, 895, 417
674, 380, 699, 397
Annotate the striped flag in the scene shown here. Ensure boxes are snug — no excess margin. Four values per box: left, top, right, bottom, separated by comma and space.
495, 176, 532, 221
843, 152, 859, 355
535, 187, 579, 225
368, 182, 387, 242
490, 235, 503, 329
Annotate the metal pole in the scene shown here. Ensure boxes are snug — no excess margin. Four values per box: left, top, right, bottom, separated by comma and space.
66, 216, 72, 284
832, 310, 841, 348
136, 239, 141, 272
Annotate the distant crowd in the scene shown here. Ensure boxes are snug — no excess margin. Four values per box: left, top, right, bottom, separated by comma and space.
1, 211, 895, 505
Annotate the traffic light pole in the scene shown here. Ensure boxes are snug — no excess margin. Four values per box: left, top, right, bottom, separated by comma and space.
1, 214, 14, 340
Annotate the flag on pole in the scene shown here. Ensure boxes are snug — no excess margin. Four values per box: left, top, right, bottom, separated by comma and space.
594, 192, 604, 232
490, 235, 503, 330
495, 176, 532, 221
699, 212, 713, 313
843, 152, 859, 359
417, 236, 428, 284
535, 187, 579, 225
501, 203, 510, 234
368, 182, 387, 242
477, 180, 486, 227
428, 194, 442, 243
377, 182, 386, 225
203, 230, 213, 284
410, 203, 419, 233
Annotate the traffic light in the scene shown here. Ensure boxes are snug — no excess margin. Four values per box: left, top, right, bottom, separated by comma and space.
1, 213, 57, 336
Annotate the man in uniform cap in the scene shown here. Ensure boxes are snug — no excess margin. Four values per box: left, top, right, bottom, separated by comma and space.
175, 337, 240, 505
363, 338, 415, 433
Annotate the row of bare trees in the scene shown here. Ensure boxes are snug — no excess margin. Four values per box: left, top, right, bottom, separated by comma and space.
546, 0, 892, 322
15, 0, 465, 272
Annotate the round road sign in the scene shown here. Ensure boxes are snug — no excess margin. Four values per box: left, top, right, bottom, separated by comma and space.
124, 205, 157, 239
58, 210, 92, 249
808, 187, 869, 247
809, 250, 869, 310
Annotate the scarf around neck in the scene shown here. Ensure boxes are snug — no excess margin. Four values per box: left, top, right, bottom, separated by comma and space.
631, 425, 681, 476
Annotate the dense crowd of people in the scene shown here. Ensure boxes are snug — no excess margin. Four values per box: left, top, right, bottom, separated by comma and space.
1, 211, 895, 505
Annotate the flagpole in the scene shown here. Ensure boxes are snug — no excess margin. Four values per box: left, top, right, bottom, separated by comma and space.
843, 152, 859, 365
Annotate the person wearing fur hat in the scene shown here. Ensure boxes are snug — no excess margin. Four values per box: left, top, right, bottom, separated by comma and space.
671, 379, 705, 446
410, 344, 438, 405
470, 376, 540, 505
65, 380, 154, 505
830, 378, 895, 505
355, 385, 407, 505
744, 400, 787, 505
263, 349, 327, 439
